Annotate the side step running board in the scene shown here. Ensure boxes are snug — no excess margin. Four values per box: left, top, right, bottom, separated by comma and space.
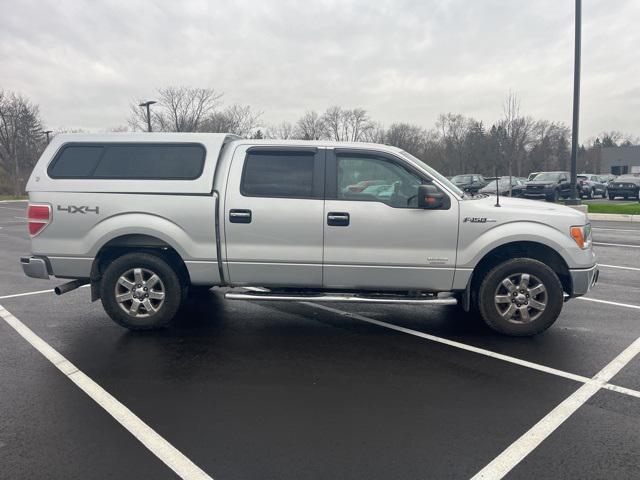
225, 292, 457, 305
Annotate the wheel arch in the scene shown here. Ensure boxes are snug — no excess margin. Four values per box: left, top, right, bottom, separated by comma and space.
463, 240, 571, 311
89, 233, 190, 301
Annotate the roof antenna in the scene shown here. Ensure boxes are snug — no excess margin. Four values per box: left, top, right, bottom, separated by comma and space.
494, 170, 501, 207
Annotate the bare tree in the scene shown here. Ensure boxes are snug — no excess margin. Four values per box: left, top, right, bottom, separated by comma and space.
200, 104, 262, 137
322, 106, 375, 141
323, 106, 344, 141
128, 86, 222, 132
0, 90, 45, 195
436, 113, 472, 174
265, 121, 297, 139
296, 110, 326, 140
501, 91, 534, 177
384, 123, 427, 157
361, 122, 386, 144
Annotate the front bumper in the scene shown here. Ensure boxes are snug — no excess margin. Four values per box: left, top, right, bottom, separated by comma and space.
608, 188, 638, 197
523, 189, 552, 199
569, 264, 599, 297
20, 256, 50, 279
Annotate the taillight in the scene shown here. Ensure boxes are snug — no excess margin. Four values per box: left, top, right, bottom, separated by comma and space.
27, 203, 51, 237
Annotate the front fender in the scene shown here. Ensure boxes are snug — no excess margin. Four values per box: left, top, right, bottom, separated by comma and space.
457, 221, 596, 270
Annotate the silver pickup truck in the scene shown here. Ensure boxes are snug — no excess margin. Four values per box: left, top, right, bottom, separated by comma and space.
21, 133, 598, 336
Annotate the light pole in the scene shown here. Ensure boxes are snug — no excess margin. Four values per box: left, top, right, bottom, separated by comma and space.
138, 100, 157, 132
566, 0, 582, 205
42, 130, 53, 143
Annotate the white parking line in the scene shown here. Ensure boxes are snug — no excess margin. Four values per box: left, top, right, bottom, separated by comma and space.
599, 264, 640, 272
0, 284, 90, 301
302, 303, 640, 400
578, 297, 640, 310
594, 242, 640, 248
303, 302, 591, 383
471, 336, 640, 479
0, 289, 54, 300
0, 305, 214, 480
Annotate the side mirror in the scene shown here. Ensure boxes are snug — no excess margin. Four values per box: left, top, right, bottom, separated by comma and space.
418, 184, 449, 209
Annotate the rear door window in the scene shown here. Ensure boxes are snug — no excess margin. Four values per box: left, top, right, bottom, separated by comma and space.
241, 150, 321, 198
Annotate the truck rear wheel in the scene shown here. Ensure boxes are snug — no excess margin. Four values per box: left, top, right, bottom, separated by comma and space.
477, 258, 563, 336
100, 252, 184, 330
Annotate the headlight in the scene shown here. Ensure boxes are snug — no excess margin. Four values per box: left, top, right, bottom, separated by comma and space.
570, 224, 592, 249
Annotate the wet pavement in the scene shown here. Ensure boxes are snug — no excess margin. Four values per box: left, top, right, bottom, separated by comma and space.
1, 201, 639, 479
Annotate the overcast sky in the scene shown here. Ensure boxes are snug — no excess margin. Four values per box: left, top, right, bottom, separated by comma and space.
1, 0, 639, 140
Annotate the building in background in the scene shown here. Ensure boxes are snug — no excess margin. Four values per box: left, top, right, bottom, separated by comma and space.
600, 146, 640, 175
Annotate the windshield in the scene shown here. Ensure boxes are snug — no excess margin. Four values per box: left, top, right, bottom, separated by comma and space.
398, 151, 465, 197
533, 172, 562, 182
451, 175, 472, 184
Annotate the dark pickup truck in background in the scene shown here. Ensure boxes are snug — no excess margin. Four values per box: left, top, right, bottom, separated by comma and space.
523, 171, 570, 202
607, 174, 640, 200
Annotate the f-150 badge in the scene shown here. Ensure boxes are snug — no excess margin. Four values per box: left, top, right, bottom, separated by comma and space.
463, 217, 496, 223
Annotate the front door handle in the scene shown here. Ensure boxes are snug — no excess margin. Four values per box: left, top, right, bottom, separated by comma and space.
327, 212, 349, 226
229, 209, 252, 224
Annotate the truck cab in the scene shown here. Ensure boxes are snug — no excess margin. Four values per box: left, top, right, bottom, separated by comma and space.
22, 133, 598, 336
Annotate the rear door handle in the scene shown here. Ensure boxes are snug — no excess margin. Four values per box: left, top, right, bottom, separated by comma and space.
327, 212, 349, 226
229, 209, 252, 224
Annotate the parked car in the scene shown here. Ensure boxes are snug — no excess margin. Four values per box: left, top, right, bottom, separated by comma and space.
607, 174, 640, 200
21, 133, 597, 336
478, 176, 526, 197
450, 174, 488, 193
577, 174, 607, 199
523, 171, 571, 202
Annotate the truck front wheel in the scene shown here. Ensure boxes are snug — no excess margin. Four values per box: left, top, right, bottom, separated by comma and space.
100, 252, 184, 330
477, 258, 564, 336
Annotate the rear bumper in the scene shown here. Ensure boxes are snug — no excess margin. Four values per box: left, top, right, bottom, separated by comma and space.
20, 256, 50, 279
569, 264, 599, 297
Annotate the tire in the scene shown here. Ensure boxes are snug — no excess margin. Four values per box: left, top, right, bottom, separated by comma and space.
608, 194, 615, 200
547, 189, 559, 202
100, 252, 184, 330
477, 258, 564, 336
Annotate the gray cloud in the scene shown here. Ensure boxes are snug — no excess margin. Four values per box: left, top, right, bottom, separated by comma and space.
1, 0, 638, 139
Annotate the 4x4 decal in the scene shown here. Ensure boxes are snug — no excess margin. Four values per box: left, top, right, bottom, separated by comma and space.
57, 205, 99, 214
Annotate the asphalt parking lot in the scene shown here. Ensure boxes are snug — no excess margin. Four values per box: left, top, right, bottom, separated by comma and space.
1, 200, 639, 479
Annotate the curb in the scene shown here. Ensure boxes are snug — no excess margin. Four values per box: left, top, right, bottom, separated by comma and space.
588, 212, 640, 222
